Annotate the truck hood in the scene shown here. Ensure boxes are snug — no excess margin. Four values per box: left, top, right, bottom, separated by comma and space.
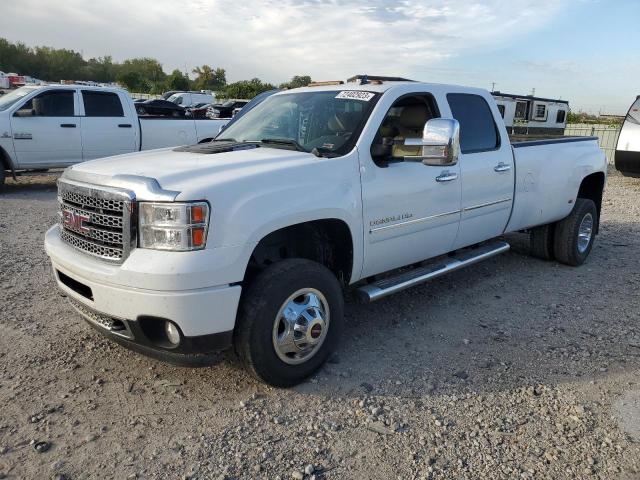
65, 145, 320, 199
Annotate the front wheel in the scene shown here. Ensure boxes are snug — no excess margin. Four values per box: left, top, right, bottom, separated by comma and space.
553, 198, 597, 266
234, 259, 344, 387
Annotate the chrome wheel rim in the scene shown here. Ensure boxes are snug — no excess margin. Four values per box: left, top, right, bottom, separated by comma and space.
272, 288, 330, 365
577, 213, 593, 253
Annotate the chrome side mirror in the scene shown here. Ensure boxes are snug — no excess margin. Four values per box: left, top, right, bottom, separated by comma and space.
404, 118, 460, 166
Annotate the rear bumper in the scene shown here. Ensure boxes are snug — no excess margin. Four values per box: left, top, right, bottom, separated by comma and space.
615, 150, 640, 177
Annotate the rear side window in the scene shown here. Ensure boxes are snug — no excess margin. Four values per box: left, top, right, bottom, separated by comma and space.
19, 90, 74, 117
556, 109, 566, 123
82, 91, 124, 117
447, 93, 499, 154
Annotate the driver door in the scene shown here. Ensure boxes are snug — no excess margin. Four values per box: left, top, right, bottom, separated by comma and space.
359, 93, 461, 277
11, 89, 82, 168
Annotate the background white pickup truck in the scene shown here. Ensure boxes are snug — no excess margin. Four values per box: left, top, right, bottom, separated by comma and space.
0, 85, 228, 185
44, 76, 607, 387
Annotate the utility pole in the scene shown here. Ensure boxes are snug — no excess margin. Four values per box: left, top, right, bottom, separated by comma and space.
531, 88, 536, 97
491, 82, 496, 92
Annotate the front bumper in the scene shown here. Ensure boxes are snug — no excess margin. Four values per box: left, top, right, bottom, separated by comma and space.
45, 225, 243, 364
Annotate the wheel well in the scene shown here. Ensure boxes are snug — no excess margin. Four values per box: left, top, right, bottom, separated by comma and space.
577, 172, 605, 233
245, 219, 353, 286
0, 146, 16, 179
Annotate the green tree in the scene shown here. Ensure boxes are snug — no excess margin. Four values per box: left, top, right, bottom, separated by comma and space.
116, 71, 148, 92
192, 65, 226, 91
279, 75, 312, 89
165, 69, 191, 91
217, 78, 275, 99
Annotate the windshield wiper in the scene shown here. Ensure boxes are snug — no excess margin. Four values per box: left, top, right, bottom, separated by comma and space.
259, 138, 306, 152
213, 137, 237, 142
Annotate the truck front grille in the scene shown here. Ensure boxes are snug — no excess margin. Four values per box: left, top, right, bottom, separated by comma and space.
58, 179, 135, 262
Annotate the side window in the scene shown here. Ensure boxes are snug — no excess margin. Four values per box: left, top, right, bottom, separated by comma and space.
556, 109, 566, 124
447, 93, 499, 154
497, 104, 506, 118
16, 90, 74, 117
370, 94, 439, 166
533, 103, 547, 121
514, 101, 527, 119
82, 91, 124, 117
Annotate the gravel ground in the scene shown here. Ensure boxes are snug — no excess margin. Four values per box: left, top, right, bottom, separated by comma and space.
1, 171, 640, 480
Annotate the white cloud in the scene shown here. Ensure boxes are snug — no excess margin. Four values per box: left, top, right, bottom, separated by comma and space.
0, 0, 569, 82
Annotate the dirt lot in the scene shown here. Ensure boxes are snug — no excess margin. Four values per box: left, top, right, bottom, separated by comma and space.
1, 171, 640, 480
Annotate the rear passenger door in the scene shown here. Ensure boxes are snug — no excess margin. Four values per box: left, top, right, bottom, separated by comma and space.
447, 93, 514, 249
80, 90, 137, 160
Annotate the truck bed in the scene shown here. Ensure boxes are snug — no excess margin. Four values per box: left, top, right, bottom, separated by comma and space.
505, 134, 604, 234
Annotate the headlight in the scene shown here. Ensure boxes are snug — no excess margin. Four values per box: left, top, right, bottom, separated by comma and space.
138, 202, 209, 251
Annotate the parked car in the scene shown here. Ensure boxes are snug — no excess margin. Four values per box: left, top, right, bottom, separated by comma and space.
162, 90, 186, 100
615, 95, 640, 177
0, 85, 229, 185
186, 103, 214, 119
44, 76, 606, 387
207, 99, 249, 119
135, 99, 185, 117
167, 92, 215, 108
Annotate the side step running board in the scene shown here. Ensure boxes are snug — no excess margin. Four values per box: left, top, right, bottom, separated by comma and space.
356, 240, 510, 302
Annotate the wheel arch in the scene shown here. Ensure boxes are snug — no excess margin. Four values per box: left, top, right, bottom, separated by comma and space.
243, 218, 355, 287
577, 172, 605, 233
0, 146, 16, 180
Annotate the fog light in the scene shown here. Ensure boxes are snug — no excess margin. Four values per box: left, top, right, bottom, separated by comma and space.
165, 321, 181, 345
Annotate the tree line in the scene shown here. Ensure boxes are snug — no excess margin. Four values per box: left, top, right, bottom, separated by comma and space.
0, 38, 312, 99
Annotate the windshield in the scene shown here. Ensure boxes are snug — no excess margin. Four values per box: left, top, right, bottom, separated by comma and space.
167, 94, 183, 105
0, 86, 38, 111
218, 90, 380, 155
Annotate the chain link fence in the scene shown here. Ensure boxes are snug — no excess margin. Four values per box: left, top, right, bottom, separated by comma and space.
565, 123, 621, 164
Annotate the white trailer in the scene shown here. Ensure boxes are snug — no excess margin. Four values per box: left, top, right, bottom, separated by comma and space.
492, 92, 569, 135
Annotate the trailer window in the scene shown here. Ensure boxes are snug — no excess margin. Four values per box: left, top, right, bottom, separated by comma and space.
514, 101, 527, 120
556, 109, 566, 124
533, 104, 547, 121
497, 105, 505, 118
447, 93, 500, 154
82, 91, 124, 117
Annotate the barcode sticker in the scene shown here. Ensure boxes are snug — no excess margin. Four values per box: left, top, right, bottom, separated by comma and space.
335, 91, 375, 101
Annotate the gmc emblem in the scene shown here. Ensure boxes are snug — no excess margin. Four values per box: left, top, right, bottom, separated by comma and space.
62, 209, 90, 234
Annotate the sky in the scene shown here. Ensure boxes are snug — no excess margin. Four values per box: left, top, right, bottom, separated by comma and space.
1, 0, 638, 113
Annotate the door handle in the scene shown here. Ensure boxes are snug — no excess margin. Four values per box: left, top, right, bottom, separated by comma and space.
435, 171, 459, 182
60, 123, 76, 128
494, 162, 511, 172
118, 124, 132, 128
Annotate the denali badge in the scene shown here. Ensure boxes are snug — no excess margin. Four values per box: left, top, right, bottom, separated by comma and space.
62, 209, 90, 234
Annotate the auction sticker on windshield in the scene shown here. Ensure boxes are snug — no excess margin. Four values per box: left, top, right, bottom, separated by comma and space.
335, 91, 375, 101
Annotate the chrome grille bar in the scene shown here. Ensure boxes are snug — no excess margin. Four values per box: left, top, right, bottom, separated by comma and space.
57, 178, 135, 263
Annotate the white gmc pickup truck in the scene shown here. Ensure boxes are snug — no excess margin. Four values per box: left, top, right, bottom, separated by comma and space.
44, 76, 607, 387
0, 85, 227, 186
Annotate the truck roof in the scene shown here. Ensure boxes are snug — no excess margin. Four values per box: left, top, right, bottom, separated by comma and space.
22, 84, 126, 94
280, 79, 489, 97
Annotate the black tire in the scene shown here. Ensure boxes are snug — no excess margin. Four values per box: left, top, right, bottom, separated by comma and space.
234, 258, 344, 387
530, 223, 555, 260
0, 168, 5, 189
553, 198, 597, 266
